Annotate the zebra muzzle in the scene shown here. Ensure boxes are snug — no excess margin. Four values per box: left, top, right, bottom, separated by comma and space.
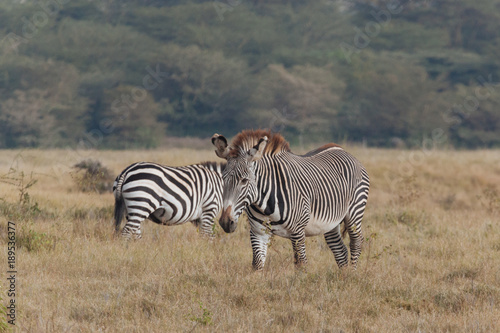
219, 206, 237, 233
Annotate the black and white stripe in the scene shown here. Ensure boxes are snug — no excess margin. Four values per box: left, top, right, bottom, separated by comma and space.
213, 130, 370, 270
113, 161, 225, 239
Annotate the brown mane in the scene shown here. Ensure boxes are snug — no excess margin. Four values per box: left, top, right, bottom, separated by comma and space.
229, 129, 291, 157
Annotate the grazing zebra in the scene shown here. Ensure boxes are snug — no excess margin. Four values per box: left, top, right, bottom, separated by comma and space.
212, 130, 369, 270
113, 161, 225, 239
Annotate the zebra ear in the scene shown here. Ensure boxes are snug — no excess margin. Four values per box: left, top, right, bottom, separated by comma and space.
212, 133, 229, 159
248, 136, 268, 161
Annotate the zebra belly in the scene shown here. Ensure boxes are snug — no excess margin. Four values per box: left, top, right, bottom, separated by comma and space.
270, 225, 293, 238
304, 215, 342, 237
250, 209, 293, 237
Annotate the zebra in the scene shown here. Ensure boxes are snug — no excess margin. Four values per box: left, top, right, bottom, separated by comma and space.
113, 161, 225, 239
211, 130, 369, 270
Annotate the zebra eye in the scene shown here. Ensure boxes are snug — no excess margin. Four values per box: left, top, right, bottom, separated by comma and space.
240, 178, 249, 185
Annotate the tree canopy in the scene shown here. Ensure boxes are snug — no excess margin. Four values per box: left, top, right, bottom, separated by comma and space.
1, 0, 499, 148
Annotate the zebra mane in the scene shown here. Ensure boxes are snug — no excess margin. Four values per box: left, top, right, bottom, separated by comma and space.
229, 129, 291, 157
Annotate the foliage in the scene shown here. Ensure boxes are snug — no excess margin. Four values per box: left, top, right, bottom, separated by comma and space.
17, 227, 55, 252
1, 0, 500, 148
0, 168, 44, 220
72, 159, 113, 193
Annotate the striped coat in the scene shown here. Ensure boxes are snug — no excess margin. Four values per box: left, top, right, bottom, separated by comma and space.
212, 130, 369, 270
113, 161, 225, 239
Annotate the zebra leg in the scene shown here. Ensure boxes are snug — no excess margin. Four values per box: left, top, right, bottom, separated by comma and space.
249, 219, 271, 271
290, 230, 307, 267
121, 216, 144, 240
344, 211, 365, 269
199, 211, 216, 237
345, 178, 369, 268
324, 224, 349, 269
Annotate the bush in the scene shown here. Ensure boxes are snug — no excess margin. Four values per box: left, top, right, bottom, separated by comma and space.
0, 167, 46, 221
72, 159, 113, 193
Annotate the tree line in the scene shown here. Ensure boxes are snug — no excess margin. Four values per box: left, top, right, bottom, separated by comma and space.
0, 0, 499, 149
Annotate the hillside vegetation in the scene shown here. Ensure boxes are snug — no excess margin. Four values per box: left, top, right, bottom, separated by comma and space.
0, 147, 499, 331
1, 0, 500, 148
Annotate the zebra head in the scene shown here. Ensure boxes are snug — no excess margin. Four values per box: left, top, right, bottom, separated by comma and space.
212, 133, 268, 233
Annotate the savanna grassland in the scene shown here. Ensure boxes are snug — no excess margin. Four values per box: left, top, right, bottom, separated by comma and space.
0, 147, 499, 332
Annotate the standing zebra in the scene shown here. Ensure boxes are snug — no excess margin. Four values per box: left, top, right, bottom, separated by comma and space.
212, 130, 369, 270
113, 161, 225, 239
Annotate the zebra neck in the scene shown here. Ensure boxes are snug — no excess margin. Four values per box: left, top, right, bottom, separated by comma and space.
252, 156, 281, 216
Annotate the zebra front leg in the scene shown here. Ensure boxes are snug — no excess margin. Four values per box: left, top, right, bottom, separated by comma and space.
249, 219, 271, 271
290, 230, 307, 268
324, 224, 349, 269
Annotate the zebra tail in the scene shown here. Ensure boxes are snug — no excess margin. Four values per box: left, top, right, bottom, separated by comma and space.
113, 175, 126, 234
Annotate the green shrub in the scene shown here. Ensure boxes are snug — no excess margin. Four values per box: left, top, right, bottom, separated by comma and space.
17, 227, 55, 252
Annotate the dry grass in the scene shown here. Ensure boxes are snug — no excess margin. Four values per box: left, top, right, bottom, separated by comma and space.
0, 147, 499, 332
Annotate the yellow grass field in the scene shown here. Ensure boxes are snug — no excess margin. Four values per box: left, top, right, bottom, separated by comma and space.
0, 147, 499, 332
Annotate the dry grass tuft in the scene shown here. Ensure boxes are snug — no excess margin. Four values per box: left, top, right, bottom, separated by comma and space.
0, 148, 499, 332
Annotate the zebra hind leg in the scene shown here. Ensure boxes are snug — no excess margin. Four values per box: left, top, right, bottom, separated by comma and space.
290, 231, 308, 268
344, 208, 365, 269
345, 177, 369, 269
324, 224, 349, 269
121, 218, 143, 240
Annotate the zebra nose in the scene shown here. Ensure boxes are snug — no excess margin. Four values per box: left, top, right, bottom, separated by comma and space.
221, 219, 236, 233
221, 205, 232, 220
220, 206, 237, 233
225, 219, 237, 233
